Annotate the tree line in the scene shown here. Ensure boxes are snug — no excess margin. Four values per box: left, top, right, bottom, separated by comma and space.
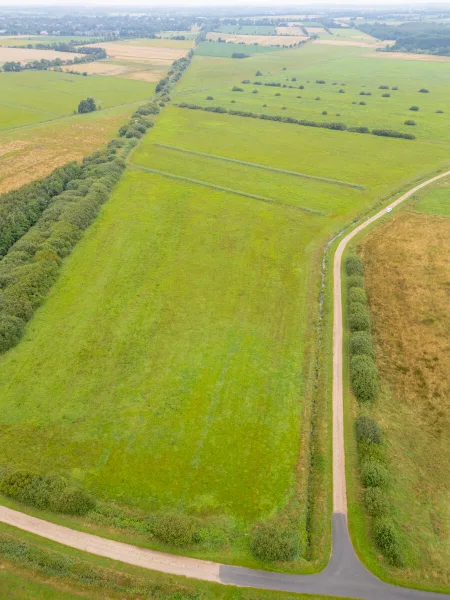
2, 46, 107, 73
175, 103, 416, 139
359, 21, 450, 55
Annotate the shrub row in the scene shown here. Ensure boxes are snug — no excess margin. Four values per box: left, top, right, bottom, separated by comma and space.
175, 104, 416, 140
0, 162, 81, 258
251, 519, 300, 562
0, 469, 95, 515
347, 258, 403, 566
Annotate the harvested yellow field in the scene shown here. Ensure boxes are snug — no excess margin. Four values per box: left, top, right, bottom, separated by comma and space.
361, 51, 450, 62
276, 26, 305, 35
119, 38, 194, 49
312, 39, 388, 48
89, 42, 188, 65
306, 27, 326, 34
62, 61, 131, 76
206, 32, 306, 46
0, 47, 81, 64
119, 69, 166, 83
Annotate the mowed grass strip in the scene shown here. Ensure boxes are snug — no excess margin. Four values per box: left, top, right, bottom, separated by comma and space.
0, 170, 319, 521
129, 162, 326, 215
152, 142, 365, 189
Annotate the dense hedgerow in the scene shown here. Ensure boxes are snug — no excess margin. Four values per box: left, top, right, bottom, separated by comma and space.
361, 461, 389, 488
0, 162, 81, 258
0, 470, 95, 515
356, 415, 382, 444
348, 303, 371, 332
151, 513, 199, 547
346, 255, 364, 276
251, 522, 300, 562
358, 440, 385, 464
372, 129, 415, 140
350, 331, 374, 357
347, 274, 364, 289
350, 355, 378, 401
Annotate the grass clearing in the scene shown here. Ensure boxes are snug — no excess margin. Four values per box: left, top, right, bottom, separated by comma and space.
411, 176, 450, 216
195, 41, 283, 57
351, 212, 450, 590
206, 33, 306, 46
0, 70, 154, 131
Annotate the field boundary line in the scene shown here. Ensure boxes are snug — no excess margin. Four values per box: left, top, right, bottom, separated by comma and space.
128, 163, 326, 215
152, 143, 364, 189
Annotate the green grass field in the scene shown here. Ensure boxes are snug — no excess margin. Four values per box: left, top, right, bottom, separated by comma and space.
181, 44, 450, 142
413, 177, 450, 215
0, 70, 154, 131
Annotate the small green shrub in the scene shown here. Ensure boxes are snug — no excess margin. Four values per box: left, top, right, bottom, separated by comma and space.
315, 96, 321, 100
232, 86, 244, 92
322, 110, 328, 115
418, 88, 429, 93
348, 304, 371, 332
339, 89, 345, 94
361, 461, 389, 488
347, 275, 364, 289
404, 120, 416, 126
346, 255, 364, 276
392, 86, 398, 90
358, 440, 385, 463
349, 287, 367, 305
350, 331, 374, 357
251, 522, 300, 562
365, 487, 389, 517
356, 415, 382, 444
436, 109, 444, 114
252, 90, 258, 94
381, 93, 390, 98
275, 93, 281, 96
373, 517, 403, 565
359, 101, 366, 105
351, 355, 378, 401
206, 96, 214, 100
379, 85, 389, 90
152, 514, 199, 547
409, 105, 419, 111
55, 487, 96, 515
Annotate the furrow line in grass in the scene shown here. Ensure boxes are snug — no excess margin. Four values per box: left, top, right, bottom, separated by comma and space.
153, 142, 363, 189
128, 163, 326, 215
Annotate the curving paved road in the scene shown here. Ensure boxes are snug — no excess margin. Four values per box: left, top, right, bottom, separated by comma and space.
1, 170, 450, 599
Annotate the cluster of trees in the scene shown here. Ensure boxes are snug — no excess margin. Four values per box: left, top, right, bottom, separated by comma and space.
0, 469, 95, 516
360, 21, 450, 55
176, 103, 417, 140
78, 97, 97, 113
2, 46, 107, 73
0, 143, 126, 354
231, 52, 249, 58
347, 255, 403, 566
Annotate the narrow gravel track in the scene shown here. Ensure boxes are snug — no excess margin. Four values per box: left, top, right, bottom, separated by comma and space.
1, 170, 450, 599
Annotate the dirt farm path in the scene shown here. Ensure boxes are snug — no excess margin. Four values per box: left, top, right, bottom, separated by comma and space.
1, 170, 450, 599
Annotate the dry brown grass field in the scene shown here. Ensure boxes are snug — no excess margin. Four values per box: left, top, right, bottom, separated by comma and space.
89, 42, 188, 65
360, 211, 450, 584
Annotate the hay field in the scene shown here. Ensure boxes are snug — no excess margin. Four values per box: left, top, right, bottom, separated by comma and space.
206, 32, 306, 46
89, 42, 189, 65
312, 39, 388, 48
177, 44, 450, 143
359, 210, 450, 588
119, 37, 194, 49
0, 46, 82, 64
276, 26, 306, 35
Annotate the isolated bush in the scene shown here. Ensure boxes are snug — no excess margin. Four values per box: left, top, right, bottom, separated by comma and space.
356, 415, 382, 444
379, 85, 389, 89
322, 110, 328, 115
251, 522, 300, 562
232, 86, 244, 92
255, 70, 263, 76
152, 513, 199, 547
338, 89, 345, 94
359, 101, 366, 105
351, 355, 378, 401
231, 53, 248, 59
206, 96, 214, 100
252, 90, 258, 94
365, 488, 389, 517
418, 88, 429, 93
350, 331, 374, 357
299, 85, 304, 89
315, 96, 321, 100
361, 461, 389, 488
346, 255, 364, 276
275, 92, 281, 96
409, 105, 419, 111
349, 287, 367, 305
436, 109, 444, 114
392, 86, 398, 90
347, 274, 364, 289
242, 79, 251, 84
297, 95, 302, 98
381, 93, 390, 98
316, 79, 326, 84
358, 440, 385, 464
373, 517, 403, 565
372, 129, 415, 140
404, 120, 416, 126
231, 100, 236, 103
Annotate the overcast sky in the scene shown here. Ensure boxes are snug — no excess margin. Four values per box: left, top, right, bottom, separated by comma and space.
0, 0, 446, 5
